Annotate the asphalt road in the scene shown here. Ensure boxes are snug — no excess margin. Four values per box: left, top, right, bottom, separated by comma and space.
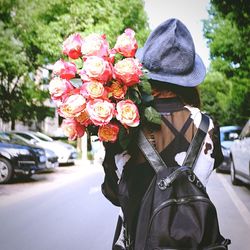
0, 159, 250, 250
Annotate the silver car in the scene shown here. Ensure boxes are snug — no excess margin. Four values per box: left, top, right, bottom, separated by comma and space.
11, 131, 77, 165
230, 119, 250, 185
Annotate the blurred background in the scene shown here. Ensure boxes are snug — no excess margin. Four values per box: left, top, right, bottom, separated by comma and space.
0, 0, 249, 249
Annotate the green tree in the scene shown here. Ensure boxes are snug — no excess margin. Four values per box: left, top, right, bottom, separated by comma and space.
0, 0, 149, 129
0, 0, 53, 129
203, 1, 250, 125
13, 0, 149, 66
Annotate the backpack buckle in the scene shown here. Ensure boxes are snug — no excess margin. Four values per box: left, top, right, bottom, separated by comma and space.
158, 177, 171, 190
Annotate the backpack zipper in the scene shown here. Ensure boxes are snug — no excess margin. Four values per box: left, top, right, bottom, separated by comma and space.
148, 196, 215, 231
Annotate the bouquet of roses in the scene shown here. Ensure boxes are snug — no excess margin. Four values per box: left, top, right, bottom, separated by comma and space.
49, 29, 161, 149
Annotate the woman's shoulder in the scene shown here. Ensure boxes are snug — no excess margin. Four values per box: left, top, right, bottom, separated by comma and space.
184, 105, 216, 132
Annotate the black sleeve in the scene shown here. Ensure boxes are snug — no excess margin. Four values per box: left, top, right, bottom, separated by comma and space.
211, 120, 224, 169
101, 142, 122, 207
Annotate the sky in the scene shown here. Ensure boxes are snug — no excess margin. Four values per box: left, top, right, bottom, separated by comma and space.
144, 0, 211, 68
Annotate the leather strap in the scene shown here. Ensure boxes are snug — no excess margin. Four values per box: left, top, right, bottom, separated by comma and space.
137, 130, 166, 173
183, 114, 210, 170
137, 113, 210, 173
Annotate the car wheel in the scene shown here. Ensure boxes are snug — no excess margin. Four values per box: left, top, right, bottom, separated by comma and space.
230, 158, 239, 185
0, 158, 14, 184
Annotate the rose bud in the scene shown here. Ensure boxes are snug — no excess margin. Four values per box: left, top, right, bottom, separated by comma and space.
81, 33, 109, 57
114, 28, 138, 57
98, 123, 120, 143
86, 99, 115, 126
58, 94, 86, 118
116, 99, 140, 127
62, 33, 83, 59
114, 58, 142, 86
49, 77, 74, 101
53, 59, 77, 80
61, 118, 85, 140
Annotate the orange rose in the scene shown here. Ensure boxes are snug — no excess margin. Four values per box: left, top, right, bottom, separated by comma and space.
75, 109, 91, 126
98, 123, 120, 142
109, 81, 127, 100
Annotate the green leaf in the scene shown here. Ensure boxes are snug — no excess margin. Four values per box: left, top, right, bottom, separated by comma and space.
139, 79, 152, 95
72, 58, 83, 69
118, 126, 131, 150
114, 53, 124, 62
144, 107, 162, 125
128, 87, 141, 104
141, 93, 154, 103
70, 78, 83, 88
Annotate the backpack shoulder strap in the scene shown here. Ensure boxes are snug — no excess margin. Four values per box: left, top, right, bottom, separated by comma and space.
137, 113, 210, 173
137, 130, 168, 173
182, 113, 210, 170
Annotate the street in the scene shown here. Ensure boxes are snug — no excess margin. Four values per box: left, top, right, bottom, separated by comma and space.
0, 159, 250, 250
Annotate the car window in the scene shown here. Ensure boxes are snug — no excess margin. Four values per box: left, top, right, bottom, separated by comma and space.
240, 120, 250, 138
0, 132, 27, 144
16, 133, 34, 140
0, 133, 9, 142
220, 129, 241, 141
33, 132, 53, 142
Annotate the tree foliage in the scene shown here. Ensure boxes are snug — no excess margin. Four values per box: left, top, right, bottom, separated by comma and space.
0, 0, 149, 129
13, 0, 149, 66
202, 0, 250, 126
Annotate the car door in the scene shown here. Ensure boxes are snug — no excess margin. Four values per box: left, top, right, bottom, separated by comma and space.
233, 120, 250, 177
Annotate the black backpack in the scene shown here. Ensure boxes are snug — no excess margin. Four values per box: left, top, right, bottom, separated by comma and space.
134, 113, 231, 250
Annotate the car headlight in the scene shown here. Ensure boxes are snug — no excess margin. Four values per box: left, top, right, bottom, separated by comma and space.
19, 149, 31, 155
45, 150, 52, 158
33, 148, 45, 156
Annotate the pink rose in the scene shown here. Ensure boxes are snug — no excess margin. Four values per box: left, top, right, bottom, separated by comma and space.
58, 94, 86, 118
98, 123, 120, 143
81, 34, 109, 57
53, 59, 77, 80
86, 99, 115, 126
62, 33, 83, 59
79, 56, 112, 83
49, 77, 74, 101
61, 118, 85, 140
116, 99, 140, 127
114, 28, 138, 57
114, 58, 142, 86
80, 81, 105, 99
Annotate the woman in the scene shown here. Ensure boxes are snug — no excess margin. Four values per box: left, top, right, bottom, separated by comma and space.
102, 19, 225, 249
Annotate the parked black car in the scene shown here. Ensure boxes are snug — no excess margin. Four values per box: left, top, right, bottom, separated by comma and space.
230, 119, 250, 185
217, 125, 242, 173
4, 132, 59, 170
0, 132, 46, 184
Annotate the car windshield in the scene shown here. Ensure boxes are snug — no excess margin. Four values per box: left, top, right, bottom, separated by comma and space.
32, 132, 53, 142
220, 128, 242, 141
0, 132, 29, 145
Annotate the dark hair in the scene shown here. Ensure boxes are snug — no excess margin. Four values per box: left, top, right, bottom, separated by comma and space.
149, 79, 201, 108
